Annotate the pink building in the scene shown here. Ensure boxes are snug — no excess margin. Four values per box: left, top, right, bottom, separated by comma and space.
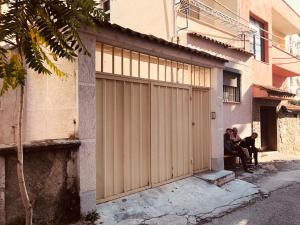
0, 0, 300, 223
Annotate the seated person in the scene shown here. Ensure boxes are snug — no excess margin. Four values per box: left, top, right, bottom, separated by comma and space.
240, 132, 259, 166
230, 127, 250, 159
230, 127, 242, 144
224, 128, 252, 173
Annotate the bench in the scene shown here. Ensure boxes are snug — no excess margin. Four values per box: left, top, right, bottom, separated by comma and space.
224, 154, 241, 169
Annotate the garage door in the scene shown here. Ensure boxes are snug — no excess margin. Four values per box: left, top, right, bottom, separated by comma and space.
95, 43, 212, 203
192, 88, 211, 172
151, 83, 193, 185
96, 77, 150, 202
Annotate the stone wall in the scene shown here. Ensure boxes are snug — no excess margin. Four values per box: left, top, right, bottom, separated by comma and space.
0, 139, 80, 225
253, 99, 300, 154
278, 112, 300, 154
252, 99, 281, 149
0, 156, 5, 225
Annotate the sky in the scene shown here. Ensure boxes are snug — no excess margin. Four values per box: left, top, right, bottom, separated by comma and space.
285, 0, 300, 14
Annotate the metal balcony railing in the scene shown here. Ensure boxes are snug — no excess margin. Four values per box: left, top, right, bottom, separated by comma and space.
177, 0, 249, 49
177, 0, 300, 57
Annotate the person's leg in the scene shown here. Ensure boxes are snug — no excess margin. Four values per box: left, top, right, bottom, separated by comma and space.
242, 147, 250, 159
253, 148, 258, 165
236, 148, 248, 171
248, 147, 254, 164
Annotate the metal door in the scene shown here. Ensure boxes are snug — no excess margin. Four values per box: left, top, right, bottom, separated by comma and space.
192, 88, 211, 172
151, 83, 193, 185
96, 77, 150, 202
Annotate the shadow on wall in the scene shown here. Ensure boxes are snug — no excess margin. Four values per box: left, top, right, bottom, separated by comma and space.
223, 84, 253, 137
187, 35, 252, 63
4, 141, 80, 225
0, 87, 20, 145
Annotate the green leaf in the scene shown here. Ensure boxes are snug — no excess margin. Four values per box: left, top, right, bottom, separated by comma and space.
0, 0, 106, 95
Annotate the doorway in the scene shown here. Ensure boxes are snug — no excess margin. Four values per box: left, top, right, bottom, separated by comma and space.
192, 88, 211, 172
260, 106, 277, 151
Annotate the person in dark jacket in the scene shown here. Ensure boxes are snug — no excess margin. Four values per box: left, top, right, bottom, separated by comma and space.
224, 128, 252, 173
224, 128, 236, 155
240, 132, 259, 166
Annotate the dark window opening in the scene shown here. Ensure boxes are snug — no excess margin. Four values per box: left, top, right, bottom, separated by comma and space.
250, 17, 266, 62
223, 70, 241, 103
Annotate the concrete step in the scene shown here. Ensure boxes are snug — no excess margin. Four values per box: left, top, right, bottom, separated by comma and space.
194, 170, 235, 186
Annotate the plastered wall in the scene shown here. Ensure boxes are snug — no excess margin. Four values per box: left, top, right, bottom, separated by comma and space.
0, 58, 77, 144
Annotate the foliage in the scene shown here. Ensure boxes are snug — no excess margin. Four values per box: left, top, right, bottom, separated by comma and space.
84, 210, 101, 224
0, 0, 105, 95
0, 1, 105, 224
0, 52, 25, 95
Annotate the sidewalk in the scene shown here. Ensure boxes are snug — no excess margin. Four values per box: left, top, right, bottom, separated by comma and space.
96, 174, 260, 225
93, 152, 300, 225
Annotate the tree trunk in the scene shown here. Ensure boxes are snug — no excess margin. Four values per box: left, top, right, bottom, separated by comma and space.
17, 85, 32, 225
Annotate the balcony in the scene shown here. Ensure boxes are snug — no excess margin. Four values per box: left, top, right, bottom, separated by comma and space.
177, 0, 248, 49
272, 0, 300, 35
272, 45, 300, 77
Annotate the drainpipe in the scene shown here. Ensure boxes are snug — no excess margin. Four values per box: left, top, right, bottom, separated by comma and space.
171, 0, 189, 44
172, 0, 177, 43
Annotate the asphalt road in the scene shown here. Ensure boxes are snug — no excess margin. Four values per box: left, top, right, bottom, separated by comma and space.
203, 182, 300, 225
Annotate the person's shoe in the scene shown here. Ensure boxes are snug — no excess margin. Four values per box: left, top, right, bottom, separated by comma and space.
248, 164, 254, 168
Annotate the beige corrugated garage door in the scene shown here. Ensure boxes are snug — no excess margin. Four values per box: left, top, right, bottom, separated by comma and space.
192, 88, 211, 172
96, 77, 150, 202
95, 43, 211, 203
151, 83, 193, 185
96, 78, 210, 202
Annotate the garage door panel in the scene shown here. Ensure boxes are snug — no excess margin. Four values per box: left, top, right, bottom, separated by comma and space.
151, 86, 172, 184
192, 89, 211, 172
114, 81, 124, 194
165, 88, 173, 180
203, 91, 210, 169
97, 76, 210, 202
96, 78, 150, 201
96, 79, 105, 200
123, 81, 131, 192
183, 89, 191, 175
171, 88, 177, 179
151, 84, 192, 185
140, 84, 150, 187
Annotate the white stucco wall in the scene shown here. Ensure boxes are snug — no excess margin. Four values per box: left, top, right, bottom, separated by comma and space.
109, 0, 175, 40
222, 62, 253, 139
185, 33, 253, 139
0, 58, 77, 144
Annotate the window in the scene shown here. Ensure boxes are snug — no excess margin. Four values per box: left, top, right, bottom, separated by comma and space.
95, 43, 211, 87
223, 71, 241, 103
250, 17, 266, 62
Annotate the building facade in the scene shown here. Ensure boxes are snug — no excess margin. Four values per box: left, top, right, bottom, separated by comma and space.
0, 0, 300, 222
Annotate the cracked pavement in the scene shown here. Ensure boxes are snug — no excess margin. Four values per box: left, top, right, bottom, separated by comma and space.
94, 153, 300, 225
201, 156, 300, 225
96, 178, 259, 225
202, 182, 300, 225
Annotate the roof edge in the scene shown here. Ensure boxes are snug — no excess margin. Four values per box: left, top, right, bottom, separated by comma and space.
188, 32, 253, 56
253, 84, 296, 96
95, 22, 228, 63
